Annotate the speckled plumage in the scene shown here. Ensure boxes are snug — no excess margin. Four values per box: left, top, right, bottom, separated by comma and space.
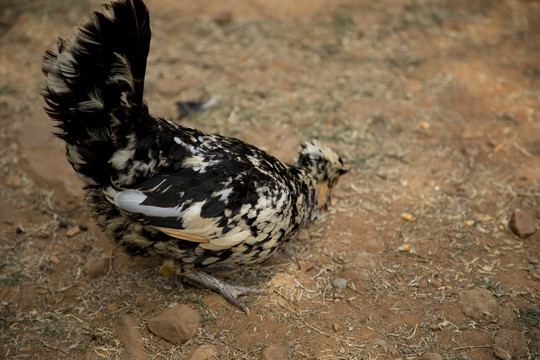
41, 0, 347, 311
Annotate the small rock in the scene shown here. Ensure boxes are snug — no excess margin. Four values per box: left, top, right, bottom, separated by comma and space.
84, 257, 110, 279
510, 208, 536, 238
459, 288, 499, 321
298, 262, 313, 272
115, 313, 146, 360
494, 329, 528, 359
213, 10, 233, 25
419, 353, 444, 360
430, 277, 442, 288
188, 344, 217, 360
493, 347, 512, 360
0, 285, 17, 304
66, 225, 81, 237
296, 231, 310, 242
5, 175, 22, 188
333, 278, 347, 290
107, 303, 119, 312
147, 304, 201, 344
260, 344, 288, 360
428, 323, 442, 331
49, 255, 60, 265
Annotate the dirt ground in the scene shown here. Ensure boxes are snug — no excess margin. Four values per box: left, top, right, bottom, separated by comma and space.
1, 0, 539, 359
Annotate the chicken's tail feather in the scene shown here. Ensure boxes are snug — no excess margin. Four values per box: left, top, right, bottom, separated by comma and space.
41, 0, 150, 186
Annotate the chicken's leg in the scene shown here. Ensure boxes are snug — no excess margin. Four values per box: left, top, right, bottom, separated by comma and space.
183, 270, 267, 315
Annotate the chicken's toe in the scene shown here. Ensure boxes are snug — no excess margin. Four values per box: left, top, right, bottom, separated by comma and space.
183, 270, 267, 315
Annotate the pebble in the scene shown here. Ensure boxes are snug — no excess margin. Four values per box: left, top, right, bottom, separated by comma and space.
510, 208, 536, 238
298, 262, 313, 272
213, 10, 233, 25
459, 288, 498, 321
84, 257, 110, 279
342, 252, 376, 283
187, 344, 217, 360
430, 277, 442, 288
260, 344, 288, 360
66, 225, 81, 237
493, 347, 511, 360
5, 175, 22, 188
147, 304, 201, 344
494, 329, 528, 359
296, 231, 310, 242
0, 285, 17, 304
333, 278, 347, 290
115, 313, 146, 360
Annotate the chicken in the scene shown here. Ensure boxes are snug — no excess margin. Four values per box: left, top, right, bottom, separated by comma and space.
41, 0, 347, 313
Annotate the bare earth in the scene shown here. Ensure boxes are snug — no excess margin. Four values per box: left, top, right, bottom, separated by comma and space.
1, 0, 539, 359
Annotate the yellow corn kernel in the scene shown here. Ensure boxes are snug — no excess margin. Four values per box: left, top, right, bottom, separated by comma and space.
159, 265, 173, 277
401, 213, 413, 221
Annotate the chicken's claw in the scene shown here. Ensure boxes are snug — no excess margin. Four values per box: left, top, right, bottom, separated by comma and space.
183, 270, 267, 315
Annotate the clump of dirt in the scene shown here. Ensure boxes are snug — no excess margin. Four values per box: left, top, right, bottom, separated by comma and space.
1, 0, 539, 359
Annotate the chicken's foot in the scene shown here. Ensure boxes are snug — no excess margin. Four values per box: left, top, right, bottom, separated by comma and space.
183, 270, 267, 315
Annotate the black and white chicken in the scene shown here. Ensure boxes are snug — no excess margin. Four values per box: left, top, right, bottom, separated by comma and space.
41, 0, 347, 313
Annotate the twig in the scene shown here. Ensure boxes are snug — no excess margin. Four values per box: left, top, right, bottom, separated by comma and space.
303, 320, 331, 337
516, 192, 540, 198
41, 341, 68, 354
388, 323, 418, 340
513, 142, 533, 158
452, 344, 493, 351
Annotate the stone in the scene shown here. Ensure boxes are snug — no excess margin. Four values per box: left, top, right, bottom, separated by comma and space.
188, 344, 218, 360
342, 251, 376, 284
494, 329, 528, 359
213, 10, 233, 25
333, 278, 347, 290
147, 304, 201, 344
260, 344, 288, 360
0, 285, 17, 304
493, 346, 511, 360
84, 257, 110, 279
510, 208, 536, 238
66, 225, 81, 237
459, 288, 499, 321
115, 313, 146, 360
